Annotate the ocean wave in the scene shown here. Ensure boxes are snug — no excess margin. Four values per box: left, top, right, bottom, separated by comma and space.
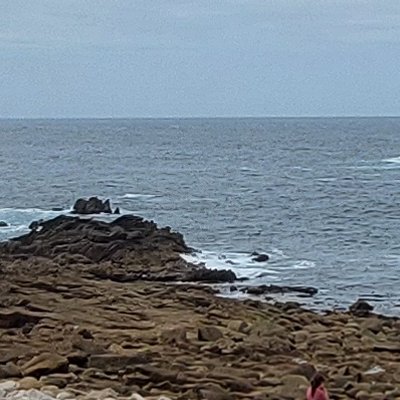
383, 156, 400, 164
182, 247, 317, 284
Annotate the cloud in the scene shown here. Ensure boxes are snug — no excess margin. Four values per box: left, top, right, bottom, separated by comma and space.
1, 0, 399, 52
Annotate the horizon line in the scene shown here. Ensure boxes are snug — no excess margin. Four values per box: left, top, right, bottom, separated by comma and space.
1, 115, 400, 120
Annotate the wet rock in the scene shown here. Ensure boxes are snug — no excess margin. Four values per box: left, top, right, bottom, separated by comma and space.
350, 299, 374, 316
114, 207, 120, 214
244, 284, 317, 297
21, 353, 69, 377
29, 219, 44, 231
198, 326, 223, 341
252, 253, 269, 262
185, 267, 236, 283
72, 197, 113, 214
0, 221, 8, 227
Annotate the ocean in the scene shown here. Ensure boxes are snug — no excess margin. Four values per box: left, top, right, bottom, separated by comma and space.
1, 117, 400, 314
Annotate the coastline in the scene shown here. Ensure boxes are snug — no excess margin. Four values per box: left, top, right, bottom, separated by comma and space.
0, 213, 399, 399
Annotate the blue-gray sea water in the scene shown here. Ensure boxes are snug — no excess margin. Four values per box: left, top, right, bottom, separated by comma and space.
1, 118, 400, 314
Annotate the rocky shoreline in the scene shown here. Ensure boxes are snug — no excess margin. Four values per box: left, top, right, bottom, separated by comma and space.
1, 210, 400, 399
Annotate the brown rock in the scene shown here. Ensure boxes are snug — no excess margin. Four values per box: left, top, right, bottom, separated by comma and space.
88, 353, 151, 372
21, 353, 69, 377
227, 320, 249, 333
159, 327, 188, 344
18, 376, 42, 390
355, 390, 369, 400
39, 372, 78, 388
361, 318, 383, 334
198, 326, 223, 342
0, 361, 21, 378
196, 383, 233, 400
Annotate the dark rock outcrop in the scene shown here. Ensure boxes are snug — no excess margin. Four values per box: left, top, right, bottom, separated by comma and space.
0, 214, 236, 284
350, 299, 374, 317
72, 197, 113, 214
0, 221, 8, 227
252, 253, 269, 262
184, 267, 236, 283
242, 284, 318, 297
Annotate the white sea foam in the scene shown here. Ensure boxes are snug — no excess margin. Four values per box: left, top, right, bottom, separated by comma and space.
182, 247, 316, 283
384, 156, 400, 164
120, 193, 160, 200
0, 208, 68, 240
293, 260, 316, 269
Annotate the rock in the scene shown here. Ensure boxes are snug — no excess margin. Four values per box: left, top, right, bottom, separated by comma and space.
128, 394, 146, 400
185, 267, 236, 283
198, 326, 223, 341
29, 219, 44, 231
244, 284, 318, 297
18, 376, 42, 390
84, 388, 119, 400
252, 253, 269, 262
355, 390, 369, 400
56, 392, 75, 400
0, 311, 41, 329
281, 374, 309, 386
114, 207, 120, 214
0, 380, 19, 392
350, 299, 374, 316
160, 327, 188, 344
0, 221, 8, 227
72, 197, 113, 214
361, 317, 383, 334
21, 353, 69, 377
88, 353, 151, 372
7, 389, 55, 400
51, 207, 64, 212
227, 320, 249, 333
39, 373, 77, 388
0, 361, 21, 378
196, 383, 233, 400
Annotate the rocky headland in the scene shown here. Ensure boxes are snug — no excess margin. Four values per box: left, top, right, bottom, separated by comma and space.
0, 209, 400, 399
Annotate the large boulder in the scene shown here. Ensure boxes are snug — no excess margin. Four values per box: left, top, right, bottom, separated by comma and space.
72, 197, 113, 214
0, 221, 8, 227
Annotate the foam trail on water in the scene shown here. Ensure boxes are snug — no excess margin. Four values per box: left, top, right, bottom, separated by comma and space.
119, 193, 160, 200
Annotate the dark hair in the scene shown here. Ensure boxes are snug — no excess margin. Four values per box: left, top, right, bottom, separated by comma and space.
310, 372, 325, 396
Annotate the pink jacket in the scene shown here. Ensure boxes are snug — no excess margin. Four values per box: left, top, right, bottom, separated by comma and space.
306, 385, 329, 400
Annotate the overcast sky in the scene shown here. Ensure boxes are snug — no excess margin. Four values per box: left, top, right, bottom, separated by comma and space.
0, 1, 399, 117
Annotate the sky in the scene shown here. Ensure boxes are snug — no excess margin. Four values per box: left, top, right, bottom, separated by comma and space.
0, 0, 399, 118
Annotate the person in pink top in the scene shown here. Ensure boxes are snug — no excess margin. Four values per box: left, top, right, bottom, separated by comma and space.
306, 372, 329, 400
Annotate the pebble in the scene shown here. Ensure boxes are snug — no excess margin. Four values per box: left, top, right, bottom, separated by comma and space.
0, 389, 166, 400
